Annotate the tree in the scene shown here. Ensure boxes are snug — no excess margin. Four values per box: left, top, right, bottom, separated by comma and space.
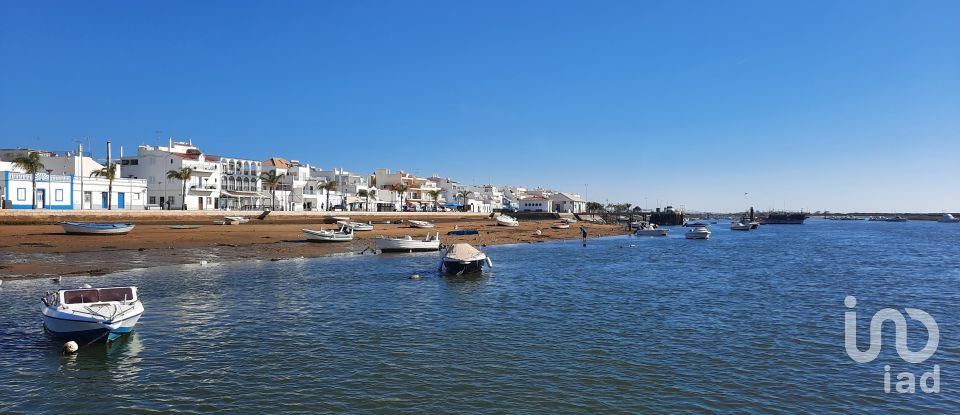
394, 183, 409, 211
428, 190, 442, 211
12, 152, 44, 209
320, 180, 338, 211
367, 189, 377, 212
91, 162, 120, 210
586, 201, 604, 212
259, 170, 283, 210
166, 167, 194, 210
456, 190, 473, 212
357, 189, 368, 211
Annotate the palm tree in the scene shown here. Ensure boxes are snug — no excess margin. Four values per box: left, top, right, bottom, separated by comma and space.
166, 167, 194, 210
367, 189, 377, 212
259, 170, 284, 210
320, 181, 338, 211
11, 152, 44, 209
90, 162, 119, 210
357, 189, 369, 211
456, 190, 473, 212
394, 184, 409, 211
427, 189, 442, 211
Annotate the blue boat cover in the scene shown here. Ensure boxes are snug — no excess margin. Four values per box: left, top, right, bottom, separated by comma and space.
447, 229, 479, 235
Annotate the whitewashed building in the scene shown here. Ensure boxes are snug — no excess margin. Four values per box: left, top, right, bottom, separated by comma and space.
120, 140, 222, 210
219, 156, 264, 210
549, 192, 586, 213
518, 196, 553, 212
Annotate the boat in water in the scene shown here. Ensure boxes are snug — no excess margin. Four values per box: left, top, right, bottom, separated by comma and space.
337, 221, 374, 231
41, 285, 144, 343
497, 215, 520, 227
683, 221, 709, 227
730, 221, 753, 231
61, 222, 135, 235
408, 220, 435, 228
685, 226, 711, 239
303, 224, 354, 242
375, 232, 441, 252
760, 211, 808, 224
938, 213, 960, 223
634, 222, 668, 237
439, 229, 491, 275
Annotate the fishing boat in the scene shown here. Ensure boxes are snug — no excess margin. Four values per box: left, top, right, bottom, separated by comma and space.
337, 220, 374, 231
408, 220, 435, 228
168, 224, 201, 229
939, 213, 960, 223
634, 222, 669, 236
439, 229, 492, 275
223, 216, 249, 225
61, 222, 135, 235
685, 226, 711, 239
496, 214, 520, 227
375, 232, 441, 252
41, 285, 144, 343
551, 222, 571, 229
303, 224, 354, 242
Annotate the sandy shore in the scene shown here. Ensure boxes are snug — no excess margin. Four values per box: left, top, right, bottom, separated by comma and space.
0, 211, 627, 279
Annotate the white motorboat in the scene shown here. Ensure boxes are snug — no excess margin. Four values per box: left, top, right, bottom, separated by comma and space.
337, 220, 374, 231
440, 243, 490, 275
41, 286, 144, 343
408, 220, 435, 228
685, 226, 711, 239
303, 225, 354, 242
375, 232, 441, 252
938, 213, 959, 223
634, 222, 668, 237
551, 223, 571, 229
61, 222, 135, 235
496, 215, 520, 227
730, 221, 753, 231
223, 216, 249, 225
683, 221, 709, 227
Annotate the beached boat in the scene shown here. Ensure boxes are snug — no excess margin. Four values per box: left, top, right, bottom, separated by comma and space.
497, 215, 519, 227
61, 222, 135, 235
560, 217, 578, 223
551, 223, 571, 229
938, 213, 960, 223
41, 285, 144, 343
303, 225, 354, 242
375, 232, 441, 252
223, 216, 249, 225
685, 226, 711, 239
634, 222, 669, 236
337, 220, 374, 231
408, 220, 435, 228
168, 224, 201, 229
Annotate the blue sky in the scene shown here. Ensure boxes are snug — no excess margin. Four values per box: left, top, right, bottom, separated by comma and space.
1, 1, 957, 212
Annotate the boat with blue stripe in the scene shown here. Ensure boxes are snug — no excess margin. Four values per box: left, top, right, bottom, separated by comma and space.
61, 222, 136, 235
41, 286, 144, 343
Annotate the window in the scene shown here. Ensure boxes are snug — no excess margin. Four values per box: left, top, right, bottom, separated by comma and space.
17, 188, 26, 201
149, 196, 156, 204
55, 189, 63, 201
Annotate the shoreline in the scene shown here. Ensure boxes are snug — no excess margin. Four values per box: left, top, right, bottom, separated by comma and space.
0, 212, 628, 279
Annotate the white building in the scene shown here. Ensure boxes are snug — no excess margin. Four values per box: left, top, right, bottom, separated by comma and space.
518, 196, 553, 212
121, 140, 223, 210
549, 192, 586, 213
1, 147, 147, 210
219, 156, 264, 210
313, 167, 373, 211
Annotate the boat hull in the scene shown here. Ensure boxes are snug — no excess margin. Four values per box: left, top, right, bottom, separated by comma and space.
42, 308, 142, 343
304, 229, 354, 242
61, 222, 135, 235
442, 259, 485, 275
635, 229, 668, 236
375, 238, 440, 252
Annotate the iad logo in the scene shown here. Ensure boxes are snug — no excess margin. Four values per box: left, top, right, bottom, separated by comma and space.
844, 295, 940, 393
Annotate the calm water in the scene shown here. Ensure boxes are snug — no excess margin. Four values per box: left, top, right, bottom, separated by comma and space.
2, 220, 959, 413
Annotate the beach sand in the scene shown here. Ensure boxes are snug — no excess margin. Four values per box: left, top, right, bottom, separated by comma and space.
0, 212, 627, 278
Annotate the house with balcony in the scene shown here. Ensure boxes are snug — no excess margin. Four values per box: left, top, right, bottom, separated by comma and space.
312, 167, 372, 211
120, 139, 222, 210
219, 156, 264, 210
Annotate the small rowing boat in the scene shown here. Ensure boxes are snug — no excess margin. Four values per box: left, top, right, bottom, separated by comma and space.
61, 222, 135, 235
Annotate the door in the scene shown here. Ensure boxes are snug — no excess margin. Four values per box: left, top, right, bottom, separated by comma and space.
83, 192, 92, 209
101, 192, 108, 209
118, 192, 125, 209
198, 197, 204, 210
37, 189, 45, 208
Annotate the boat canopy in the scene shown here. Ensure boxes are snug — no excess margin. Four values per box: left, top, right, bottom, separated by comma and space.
62, 287, 136, 304
447, 229, 479, 235
445, 243, 484, 261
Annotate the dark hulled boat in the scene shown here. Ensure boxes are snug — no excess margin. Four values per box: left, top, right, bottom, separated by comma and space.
761, 211, 808, 224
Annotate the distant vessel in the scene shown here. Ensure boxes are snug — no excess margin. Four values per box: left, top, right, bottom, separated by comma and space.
497, 215, 520, 227
938, 213, 960, 223
337, 221, 374, 231
375, 233, 440, 252
649, 206, 685, 226
761, 212, 808, 224
408, 220, 435, 228
303, 225, 354, 242
61, 222, 135, 235
634, 222, 669, 237
685, 226, 711, 239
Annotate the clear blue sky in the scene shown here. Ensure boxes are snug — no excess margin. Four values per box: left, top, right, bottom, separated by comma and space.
1, 1, 957, 212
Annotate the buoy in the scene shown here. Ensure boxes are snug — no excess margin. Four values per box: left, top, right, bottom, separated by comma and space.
200, 260, 208, 266
63, 341, 79, 354
409, 274, 421, 280
535, 229, 542, 236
